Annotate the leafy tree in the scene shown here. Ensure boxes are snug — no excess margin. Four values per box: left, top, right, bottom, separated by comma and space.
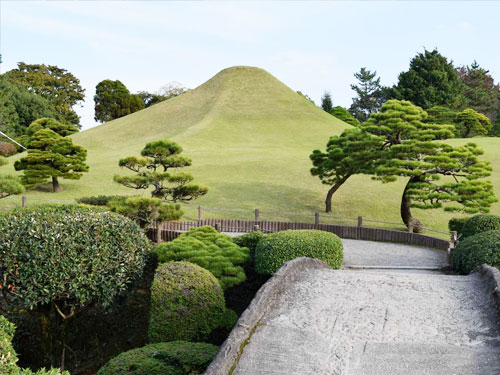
14, 128, 89, 192
491, 114, 500, 136
0, 76, 57, 136
362, 100, 496, 231
114, 139, 207, 202
137, 82, 189, 108
330, 106, 360, 126
454, 108, 492, 138
4, 63, 85, 127
425, 106, 457, 125
457, 61, 500, 122
390, 49, 465, 110
0, 157, 25, 199
310, 128, 382, 212
321, 92, 333, 112
94, 80, 145, 123
349, 67, 385, 122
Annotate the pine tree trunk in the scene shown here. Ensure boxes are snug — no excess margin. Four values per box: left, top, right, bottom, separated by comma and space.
325, 179, 347, 213
52, 177, 62, 192
401, 176, 424, 233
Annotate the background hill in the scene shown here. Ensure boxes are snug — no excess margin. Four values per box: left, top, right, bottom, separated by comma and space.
1, 66, 499, 233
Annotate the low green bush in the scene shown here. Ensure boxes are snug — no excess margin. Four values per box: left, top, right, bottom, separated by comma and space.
255, 230, 343, 275
148, 261, 226, 343
76, 195, 126, 206
461, 214, 500, 238
155, 226, 250, 289
97, 341, 218, 375
448, 217, 468, 235
233, 231, 264, 260
451, 230, 500, 274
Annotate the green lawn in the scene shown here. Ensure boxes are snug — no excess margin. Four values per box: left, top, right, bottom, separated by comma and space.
1, 66, 499, 234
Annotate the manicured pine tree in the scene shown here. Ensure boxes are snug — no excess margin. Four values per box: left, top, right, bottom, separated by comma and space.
330, 106, 360, 126
114, 139, 207, 202
454, 108, 492, 138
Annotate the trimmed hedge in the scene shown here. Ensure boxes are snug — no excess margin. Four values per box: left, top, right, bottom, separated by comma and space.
448, 217, 468, 235
233, 231, 264, 260
148, 261, 226, 343
76, 195, 126, 206
461, 214, 500, 238
97, 341, 218, 375
156, 226, 250, 289
255, 230, 343, 275
451, 230, 500, 274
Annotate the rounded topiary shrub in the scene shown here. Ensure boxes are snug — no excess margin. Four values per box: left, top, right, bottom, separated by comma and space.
254, 230, 343, 275
448, 217, 468, 236
156, 226, 250, 289
97, 341, 218, 375
233, 231, 264, 260
451, 230, 500, 274
148, 261, 226, 343
461, 214, 500, 239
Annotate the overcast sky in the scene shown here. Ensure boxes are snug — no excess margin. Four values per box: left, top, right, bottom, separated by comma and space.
2, 1, 499, 130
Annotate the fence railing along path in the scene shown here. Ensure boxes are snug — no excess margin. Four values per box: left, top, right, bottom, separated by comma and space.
149, 206, 456, 252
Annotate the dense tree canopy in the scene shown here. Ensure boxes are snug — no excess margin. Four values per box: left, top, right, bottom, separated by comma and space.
4, 63, 85, 127
114, 139, 207, 202
321, 92, 333, 112
349, 67, 385, 122
94, 79, 145, 123
390, 49, 465, 110
330, 106, 360, 126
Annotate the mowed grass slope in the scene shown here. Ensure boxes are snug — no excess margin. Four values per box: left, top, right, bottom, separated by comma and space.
1, 66, 499, 233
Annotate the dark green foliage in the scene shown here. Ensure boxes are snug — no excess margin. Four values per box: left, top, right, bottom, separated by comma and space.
97, 341, 218, 375
454, 108, 492, 137
148, 262, 226, 343
492, 114, 500, 137
233, 231, 264, 260
451, 230, 500, 274
390, 49, 465, 109
77, 194, 127, 206
14, 128, 89, 192
94, 79, 145, 123
349, 67, 385, 122
108, 196, 183, 228
114, 139, 207, 202
254, 230, 343, 275
330, 106, 360, 126
321, 92, 333, 112
4, 63, 85, 127
448, 217, 469, 235
461, 214, 500, 238
156, 226, 250, 289
425, 106, 457, 125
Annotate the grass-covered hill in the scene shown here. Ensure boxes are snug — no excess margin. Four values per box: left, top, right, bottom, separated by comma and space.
1, 66, 499, 232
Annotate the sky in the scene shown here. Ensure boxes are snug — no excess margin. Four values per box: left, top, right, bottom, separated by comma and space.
1, 1, 500, 130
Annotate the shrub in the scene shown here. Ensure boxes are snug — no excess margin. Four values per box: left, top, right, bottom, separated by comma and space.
76, 195, 126, 206
156, 226, 250, 289
448, 217, 469, 235
148, 261, 226, 343
0, 141, 17, 156
97, 341, 218, 375
233, 231, 264, 260
0, 205, 150, 367
255, 230, 343, 275
451, 230, 500, 274
461, 214, 500, 238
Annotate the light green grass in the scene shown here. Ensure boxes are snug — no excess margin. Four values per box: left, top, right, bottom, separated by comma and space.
1, 66, 499, 234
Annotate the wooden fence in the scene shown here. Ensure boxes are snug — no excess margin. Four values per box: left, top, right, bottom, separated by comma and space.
147, 218, 453, 251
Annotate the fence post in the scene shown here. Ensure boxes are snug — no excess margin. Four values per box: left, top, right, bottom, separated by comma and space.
198, 206, 202, 221
451, 231, 458, 244
214, 223, 221, 232
156, 220, 162, 244
253, 224, 260, 232
22, 196, 27, 208
254, 208, 260, 221
315, 213, 320, 225
357, 216, 363, 227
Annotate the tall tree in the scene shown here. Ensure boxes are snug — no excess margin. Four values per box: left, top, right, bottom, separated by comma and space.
454, 108, 492, 138
349, 67, 385, 122
321, 92, 333, 112
310, 128, 382, 212
390, 49, 465, 110
362, 100, 495, 231
114, 139, 207, 202
14, 128, 89, 192
4, 63, 85, 127
457, 61, 500, 122
94, 79, 145, 123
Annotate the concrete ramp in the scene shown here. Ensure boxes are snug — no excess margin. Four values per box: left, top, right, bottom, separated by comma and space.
205, 258, 500, 375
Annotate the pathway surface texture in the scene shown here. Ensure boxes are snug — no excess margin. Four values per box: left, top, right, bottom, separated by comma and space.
205, 240, 500, 375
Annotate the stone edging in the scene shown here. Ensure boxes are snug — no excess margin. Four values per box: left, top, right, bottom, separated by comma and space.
203, 257, 332, 375
473, 264, 500, 321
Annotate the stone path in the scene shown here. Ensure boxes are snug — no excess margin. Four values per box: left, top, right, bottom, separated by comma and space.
205, 240, 500, 375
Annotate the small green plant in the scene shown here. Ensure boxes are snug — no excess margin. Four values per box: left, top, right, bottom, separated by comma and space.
148, 261, 226, 343
76, 195, 126, 206
461, 214, 500, 238
451, 230, 500, 274
255, 230, 343, 275
156, 226, 250, 289
97, 341, 218, 375
233, 231, 264, 260
448, 217, 469, 235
